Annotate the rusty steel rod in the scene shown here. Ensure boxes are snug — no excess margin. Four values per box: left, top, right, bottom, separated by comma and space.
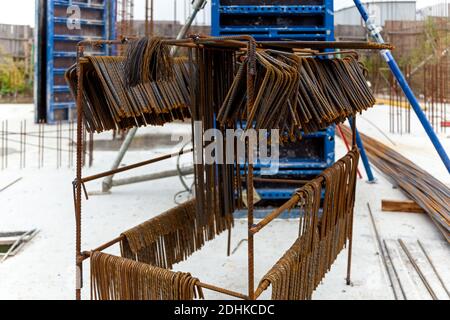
383, 239, 407, 300
417, 240, 450, 298
250, 195, 300, 235
398, 239, 438, 300
259, 41, 393, 51
367, 203, 399, 300
196, 282, 249, 300
71, 36, 381, 301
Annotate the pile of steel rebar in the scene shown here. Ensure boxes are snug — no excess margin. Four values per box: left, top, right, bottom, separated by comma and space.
340, 126, 450, 242
190, 46, 244, 227
217, 52, 375, 140
66, 56, 190, 133
90, 251, 204, 300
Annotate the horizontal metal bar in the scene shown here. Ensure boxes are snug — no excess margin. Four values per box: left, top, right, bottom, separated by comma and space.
259, 41, 394, 50
53, 68, 69, 74
81, 238, 249, 300
53, 85, 70, 93
220, 5, 325, 14
54, 1, 105, 10
218, 26, 329, 32
54, 17, 105, 26
54, 51, 104, 58
54, 35, 103, 42
80, 148, 193, 184
51, 102, 75, 109
111, 167, 194, 187
250, 195, 300, 235
196, 282, 249, 300
82, 236, 124, 259
251, 177, 310, 185
76, 37, 392, 52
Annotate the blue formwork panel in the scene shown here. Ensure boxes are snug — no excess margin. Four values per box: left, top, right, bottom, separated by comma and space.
251, 126, 335, 200
35, 0, 116, 123
211, 0, 334, 41
211, 0, 336, 201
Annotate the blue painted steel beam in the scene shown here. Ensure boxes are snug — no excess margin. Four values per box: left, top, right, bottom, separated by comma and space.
251, 169, 325, 176
53, 35, 103, 41
219, 26, 328, 32
353, 0, 450, 174
54, 17, 105, 26
53, 85, 70, 92
54, 1, 105, 10
53, 102, 75, 109
219, 5, 325, 14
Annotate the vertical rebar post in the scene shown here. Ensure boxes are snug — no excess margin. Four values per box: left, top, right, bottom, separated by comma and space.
89, 132, 94, 168
23, 120, 26, 169
75, 44, 85, 301
20, 121, 23, 169
5, 120, 8, 169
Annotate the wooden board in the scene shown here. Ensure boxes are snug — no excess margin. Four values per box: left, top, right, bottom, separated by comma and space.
382, 200, 426, 214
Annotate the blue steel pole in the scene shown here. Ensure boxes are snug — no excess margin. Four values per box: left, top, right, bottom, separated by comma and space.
353, 0, 450, 174
349, 118, 376, 182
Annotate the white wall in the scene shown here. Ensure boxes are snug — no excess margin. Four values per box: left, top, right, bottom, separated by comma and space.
335, 1, 417, 26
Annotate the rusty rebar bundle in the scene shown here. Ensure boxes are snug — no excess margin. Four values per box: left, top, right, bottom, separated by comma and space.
120, 199, 233, 270
90, 251, 204, 300
66, 56, 190, 133
189, 45, 243, 228
124, 37, 174, 86
217, 52, 375, 140
340, 125, 450, 242
256, 149, 359, 300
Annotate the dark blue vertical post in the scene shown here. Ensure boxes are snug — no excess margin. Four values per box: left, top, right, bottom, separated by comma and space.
353, 0, 450, 173
349, 118, 376, 183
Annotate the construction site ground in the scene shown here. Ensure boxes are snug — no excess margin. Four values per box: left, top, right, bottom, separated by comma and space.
0, 103, 449, 300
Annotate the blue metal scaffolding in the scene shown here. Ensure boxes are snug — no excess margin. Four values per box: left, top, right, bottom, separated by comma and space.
35, 0, 116, 123
212, 0, 334, 41
212, 0, 336, 200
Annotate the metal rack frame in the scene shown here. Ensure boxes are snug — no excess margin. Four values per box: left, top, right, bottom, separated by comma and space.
72, 37, 391, 300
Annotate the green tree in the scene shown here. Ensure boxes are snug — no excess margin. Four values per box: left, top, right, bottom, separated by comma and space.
0, 46, 28, 97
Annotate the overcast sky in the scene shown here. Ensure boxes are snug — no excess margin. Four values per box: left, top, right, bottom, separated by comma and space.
0, 0, 447, 27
